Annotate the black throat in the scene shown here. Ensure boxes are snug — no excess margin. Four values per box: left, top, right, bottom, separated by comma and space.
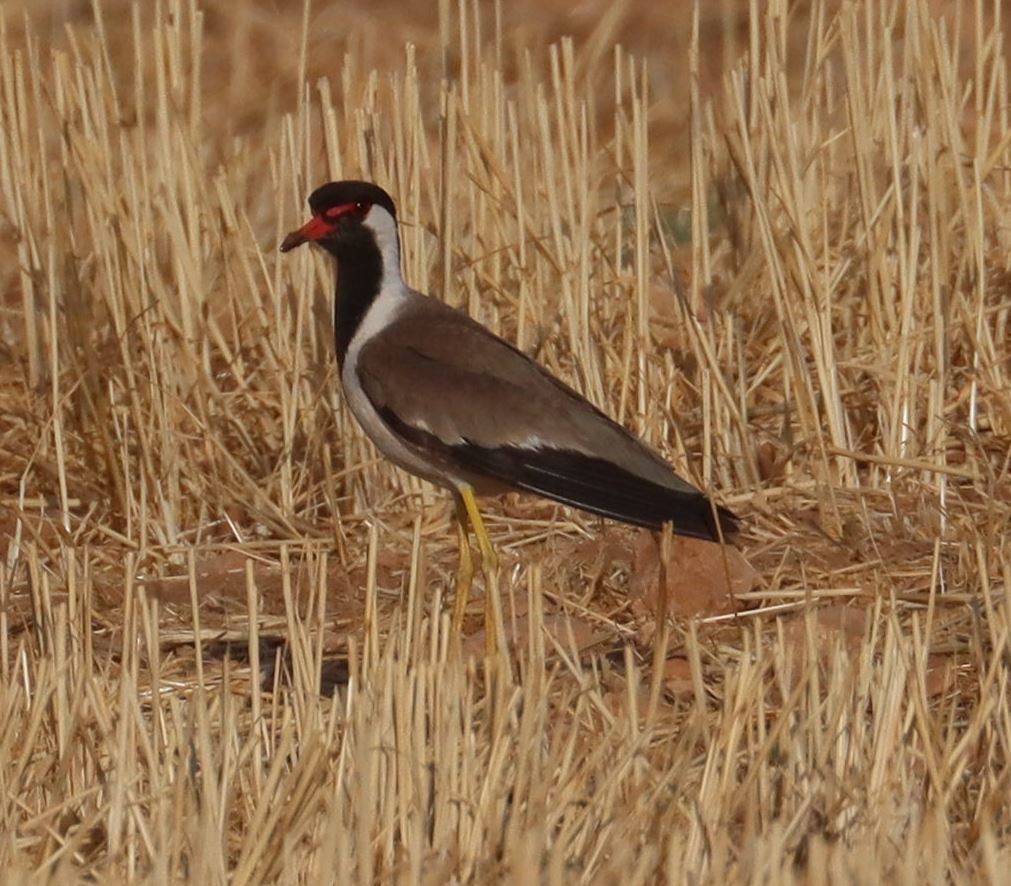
325, 227, 385, 367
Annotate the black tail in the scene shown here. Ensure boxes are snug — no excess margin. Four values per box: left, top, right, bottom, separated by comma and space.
377, 406, 738, 541
449, 443, 738, 541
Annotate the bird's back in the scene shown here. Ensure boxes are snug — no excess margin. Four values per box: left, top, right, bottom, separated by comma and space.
355, 292, 737, 540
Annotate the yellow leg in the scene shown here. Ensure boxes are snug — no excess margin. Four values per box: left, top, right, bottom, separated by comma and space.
458, 485, 503, 657
451, 497, 474, 637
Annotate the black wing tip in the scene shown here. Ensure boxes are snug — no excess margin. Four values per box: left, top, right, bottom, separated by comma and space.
625, 495, 738, 542
447, 441, 741, 542
372, 408, 743, 542
658, 501, 740, 544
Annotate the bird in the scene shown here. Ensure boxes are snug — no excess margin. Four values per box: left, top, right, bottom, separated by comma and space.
280, 180, 738, 654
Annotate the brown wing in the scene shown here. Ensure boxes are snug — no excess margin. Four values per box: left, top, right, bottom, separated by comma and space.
356, 296, 737, 539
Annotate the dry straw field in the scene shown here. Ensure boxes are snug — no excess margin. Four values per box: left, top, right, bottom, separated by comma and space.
1, 0, 1010, 881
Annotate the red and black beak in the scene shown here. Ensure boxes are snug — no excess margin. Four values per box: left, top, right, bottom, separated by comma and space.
279, 215, 335, 253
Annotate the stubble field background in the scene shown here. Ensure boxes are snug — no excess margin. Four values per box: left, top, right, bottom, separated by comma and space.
1, 0, 1010, 881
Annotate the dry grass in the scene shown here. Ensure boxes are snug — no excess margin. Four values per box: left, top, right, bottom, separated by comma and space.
1, 0, 1010, 881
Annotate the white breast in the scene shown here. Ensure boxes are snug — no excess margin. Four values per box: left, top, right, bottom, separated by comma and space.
340, 207, 455, 488
342, 286, 444, 481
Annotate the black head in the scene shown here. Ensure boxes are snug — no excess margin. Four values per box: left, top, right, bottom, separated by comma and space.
279, 180, 398, 255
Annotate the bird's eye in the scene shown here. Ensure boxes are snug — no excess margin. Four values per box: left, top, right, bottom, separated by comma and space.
322, 202, 369, 221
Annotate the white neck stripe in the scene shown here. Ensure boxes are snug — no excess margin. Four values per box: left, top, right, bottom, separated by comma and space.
363, 205, 403, 288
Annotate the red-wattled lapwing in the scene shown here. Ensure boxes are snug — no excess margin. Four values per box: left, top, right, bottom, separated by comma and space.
280, 180, 738, 653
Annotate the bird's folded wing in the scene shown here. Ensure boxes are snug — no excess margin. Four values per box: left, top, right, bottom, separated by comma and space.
355, 302, 737, 539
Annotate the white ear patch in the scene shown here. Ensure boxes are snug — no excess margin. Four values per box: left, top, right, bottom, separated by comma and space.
363, 205, 402, 285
